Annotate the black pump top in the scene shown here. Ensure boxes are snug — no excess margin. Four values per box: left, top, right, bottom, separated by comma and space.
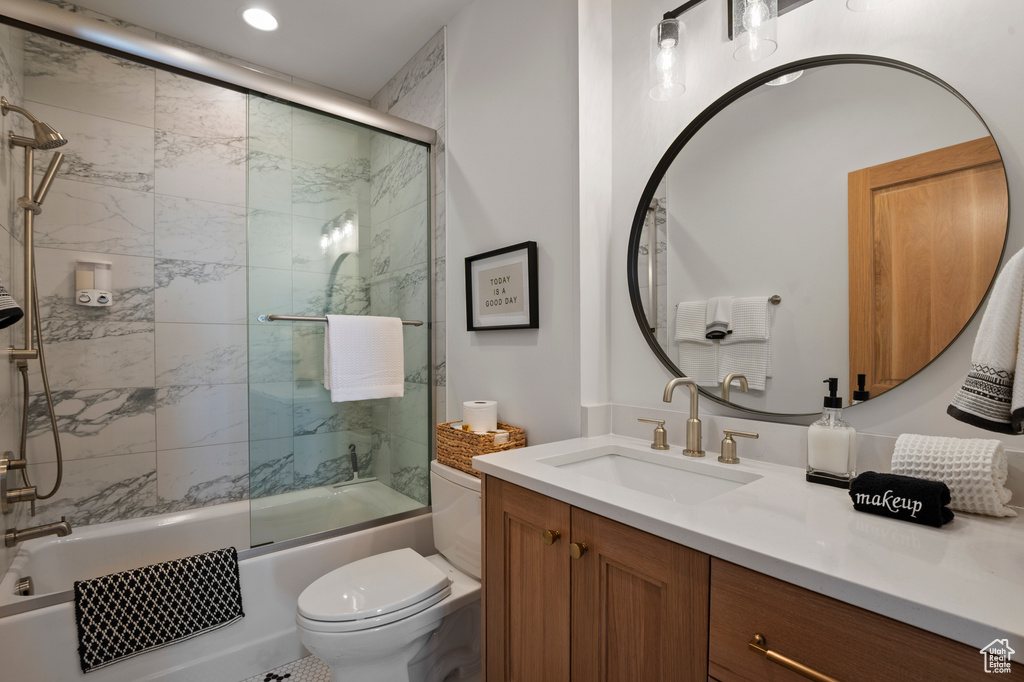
853, 373, 870, 402
823, 377, 842, 408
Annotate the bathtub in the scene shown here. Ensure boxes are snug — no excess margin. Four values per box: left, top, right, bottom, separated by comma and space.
0, 479, 422, 606
0, 485, 433, 681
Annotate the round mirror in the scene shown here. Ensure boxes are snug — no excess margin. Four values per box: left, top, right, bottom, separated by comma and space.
628, 56, 1008, 416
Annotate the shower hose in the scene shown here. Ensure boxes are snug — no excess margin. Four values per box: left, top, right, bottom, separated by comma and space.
16, 249, 63, 501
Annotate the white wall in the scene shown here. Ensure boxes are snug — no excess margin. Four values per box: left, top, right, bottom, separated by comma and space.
579, 0, 614, 418
446, 0, 582, 444
606, 0, 1024, 445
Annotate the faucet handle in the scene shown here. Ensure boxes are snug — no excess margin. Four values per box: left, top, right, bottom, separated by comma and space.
719, 429, 758, 464
637, 418, 670, 450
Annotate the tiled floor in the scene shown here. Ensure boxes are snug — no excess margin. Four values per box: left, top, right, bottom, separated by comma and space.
240, 656, 331, 682
241, 654, 483, 682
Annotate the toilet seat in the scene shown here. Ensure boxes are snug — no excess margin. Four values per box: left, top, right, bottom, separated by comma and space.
297, 548, 452, 633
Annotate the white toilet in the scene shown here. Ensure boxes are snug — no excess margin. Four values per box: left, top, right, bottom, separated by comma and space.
296, 460, 482, 682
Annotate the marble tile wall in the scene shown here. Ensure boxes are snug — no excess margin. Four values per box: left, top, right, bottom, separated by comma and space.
17, 30, 250, 527
0, 21, 28, 579
1, 5, 441, 541
369, 28, 445, 506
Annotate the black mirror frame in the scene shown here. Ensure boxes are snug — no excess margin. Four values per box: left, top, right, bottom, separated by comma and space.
626, 53, 1008, 417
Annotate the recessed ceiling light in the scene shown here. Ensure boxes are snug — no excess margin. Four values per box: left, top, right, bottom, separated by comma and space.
242, 8, 278, 31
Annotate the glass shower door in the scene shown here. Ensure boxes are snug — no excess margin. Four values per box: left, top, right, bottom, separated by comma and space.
246, 94, 431, 546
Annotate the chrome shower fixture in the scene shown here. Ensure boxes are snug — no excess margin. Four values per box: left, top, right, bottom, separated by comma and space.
1, 96, 67, 150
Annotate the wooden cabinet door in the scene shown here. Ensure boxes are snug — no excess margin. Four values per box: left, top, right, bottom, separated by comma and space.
483, 476, 571, 682
570, 508, 710, 682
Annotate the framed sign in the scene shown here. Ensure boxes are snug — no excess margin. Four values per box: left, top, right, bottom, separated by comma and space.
465, 241, 539, 331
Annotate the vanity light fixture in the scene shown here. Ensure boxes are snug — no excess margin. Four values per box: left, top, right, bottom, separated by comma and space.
649, 0, 714, 101
650, 18, 686, 100
732, 0, 778, 61
652, 0, 810, 99
242, 7, 279, 31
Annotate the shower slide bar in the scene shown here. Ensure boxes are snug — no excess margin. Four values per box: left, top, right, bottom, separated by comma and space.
258, 314, 423, 326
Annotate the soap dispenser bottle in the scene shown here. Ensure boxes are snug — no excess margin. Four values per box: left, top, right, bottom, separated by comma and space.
806, 378, 857, 488
852, 373, 870, 405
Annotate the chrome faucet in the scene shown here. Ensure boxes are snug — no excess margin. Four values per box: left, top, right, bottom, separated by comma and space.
722, 373, 748, 402
5, 516, 72, 547
663, 377, 704, 457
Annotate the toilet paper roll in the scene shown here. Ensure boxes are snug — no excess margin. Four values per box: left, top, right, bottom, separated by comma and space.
463, 400, 497, 433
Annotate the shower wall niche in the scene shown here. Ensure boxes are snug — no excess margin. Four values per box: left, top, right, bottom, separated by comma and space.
0, 18, 438, 547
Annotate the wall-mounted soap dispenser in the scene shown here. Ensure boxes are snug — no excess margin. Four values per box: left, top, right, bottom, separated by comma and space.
806, 377, 857, 488
76, 259, 112, 307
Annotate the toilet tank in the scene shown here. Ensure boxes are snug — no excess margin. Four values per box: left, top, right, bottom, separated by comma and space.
430, 460, 481, 580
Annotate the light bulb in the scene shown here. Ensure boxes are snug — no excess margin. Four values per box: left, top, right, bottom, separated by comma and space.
733, 0, 777, 61
656, 45, 677, 78
742, 0, 770, 32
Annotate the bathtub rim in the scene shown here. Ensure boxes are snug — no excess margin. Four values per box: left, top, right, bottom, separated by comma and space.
0, 505, 431, 619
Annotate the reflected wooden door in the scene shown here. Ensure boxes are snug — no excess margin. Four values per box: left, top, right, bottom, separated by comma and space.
849, 137, 1007, 399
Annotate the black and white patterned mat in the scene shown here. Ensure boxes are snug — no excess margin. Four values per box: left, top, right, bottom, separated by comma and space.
74, 547, 244, 673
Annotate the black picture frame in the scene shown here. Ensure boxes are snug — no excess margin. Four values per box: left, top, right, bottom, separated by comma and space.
465, 241, 539, 331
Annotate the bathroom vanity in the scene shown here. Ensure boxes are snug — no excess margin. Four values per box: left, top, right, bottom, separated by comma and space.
475, 435, 1024, 681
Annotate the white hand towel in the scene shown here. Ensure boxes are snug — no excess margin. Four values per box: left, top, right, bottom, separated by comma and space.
891, 434, 1016, 518
718, 297, 773, 390
948, 247, 1024, 433
323, 315, 404, 402
675, 302, 718, 386
705, 296, 733, 339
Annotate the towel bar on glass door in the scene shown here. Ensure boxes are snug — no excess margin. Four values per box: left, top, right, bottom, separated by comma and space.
258, 314, 423, 326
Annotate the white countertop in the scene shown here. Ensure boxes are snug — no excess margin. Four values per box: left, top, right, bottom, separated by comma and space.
473, 434, 1024, 652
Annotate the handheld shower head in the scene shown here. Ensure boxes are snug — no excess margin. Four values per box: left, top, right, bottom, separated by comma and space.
1, 97, 67, 149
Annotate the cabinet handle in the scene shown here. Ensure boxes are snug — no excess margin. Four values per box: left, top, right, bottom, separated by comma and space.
569, 542, 588, 559
543, 530, 561, 545
748, 634, 840, 682
745, 630, 839, 679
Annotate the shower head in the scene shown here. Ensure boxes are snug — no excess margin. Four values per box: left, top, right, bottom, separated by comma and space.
1, 97, 67, 150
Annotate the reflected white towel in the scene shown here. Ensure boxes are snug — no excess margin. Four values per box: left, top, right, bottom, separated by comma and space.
705, 296, 732, 339
718, 297, 773, 390
323, 315, 404, 402
891, 434, 1016, 518
675, 302, 718, 386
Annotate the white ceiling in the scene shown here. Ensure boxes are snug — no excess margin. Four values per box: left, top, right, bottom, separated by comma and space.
68, 0, 471, 101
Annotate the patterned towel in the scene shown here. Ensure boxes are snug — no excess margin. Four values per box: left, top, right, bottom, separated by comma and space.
74, 547, 244, 673
948, 247, 1024, 433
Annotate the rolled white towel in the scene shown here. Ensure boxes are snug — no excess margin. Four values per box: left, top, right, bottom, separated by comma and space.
891, 434, 1016, 518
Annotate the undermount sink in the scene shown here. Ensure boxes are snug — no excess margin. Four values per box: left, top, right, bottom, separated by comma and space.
538, 447, 761, 506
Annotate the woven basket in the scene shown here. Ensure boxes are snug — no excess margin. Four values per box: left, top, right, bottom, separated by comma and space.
436, 421, 527, 478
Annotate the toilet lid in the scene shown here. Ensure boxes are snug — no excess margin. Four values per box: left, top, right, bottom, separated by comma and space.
297, 548, 451, 623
